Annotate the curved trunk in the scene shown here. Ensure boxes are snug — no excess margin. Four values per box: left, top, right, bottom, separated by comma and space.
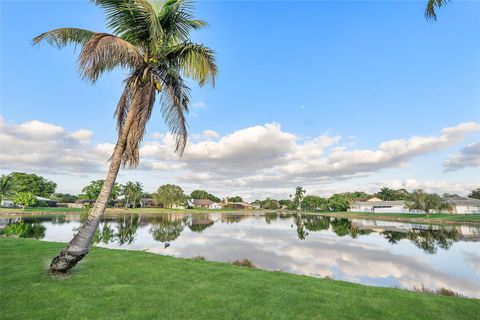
49, 110, 135, 273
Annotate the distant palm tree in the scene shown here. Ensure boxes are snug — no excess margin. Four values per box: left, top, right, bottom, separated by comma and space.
425, 0, 449, 20
34, 0, 216, 273
0, 175, 16, 204
122, 181, 143, 208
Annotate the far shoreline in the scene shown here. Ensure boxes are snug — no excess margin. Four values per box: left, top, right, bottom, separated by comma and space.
1, 207, 479, 226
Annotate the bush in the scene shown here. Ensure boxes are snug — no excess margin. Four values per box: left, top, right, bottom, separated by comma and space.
14, 192, 37, 208
232, 259, 255, 268
35, 200, 48, 207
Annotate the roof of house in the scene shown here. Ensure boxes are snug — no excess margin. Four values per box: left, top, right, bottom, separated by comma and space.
352, 200, 405, 206
140, 198, 154, 202
449, 198, 480, 206
192, 199, 214, 206
35, 196, 56, 202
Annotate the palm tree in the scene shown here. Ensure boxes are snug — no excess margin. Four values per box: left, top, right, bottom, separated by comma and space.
122, 181, 143, 208
0, 175, 16, 204
33, 0, 217, 273
425, 0, 449, 20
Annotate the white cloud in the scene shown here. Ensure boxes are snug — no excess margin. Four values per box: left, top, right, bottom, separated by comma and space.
1, 115, 478, 198
372, 179, 478, 195
0, 117, 109, 174
444, 142, 480, 171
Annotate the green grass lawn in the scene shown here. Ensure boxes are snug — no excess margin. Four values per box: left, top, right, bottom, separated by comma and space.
313, 211, 480, 225
0, 207, 84, 213
0, 207, 245, 215
1, 238, 478, 320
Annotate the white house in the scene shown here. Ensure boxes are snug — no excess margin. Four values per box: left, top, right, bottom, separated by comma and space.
208, 202, 222, 210
1, 199, 14, 207
448, 198, 480, 214
349, 200, 408, 213
191, 199, 214, 208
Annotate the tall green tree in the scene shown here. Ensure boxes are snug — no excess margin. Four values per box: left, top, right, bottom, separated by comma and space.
190, 190, 220, 202
293, 186, 306, 210
122, 181, 143, 208
82, 180, 121, 202
153, 184, 186, 208
406, 190, 447, 214
51, 193, 78, 203
328, 193, 351, 212
302, 195, 327, 211
260, 198, 280, 210
8, 172, 56, 197
34, 0, 216, 273
376, 187, 409, 201
227, 196, 243, 203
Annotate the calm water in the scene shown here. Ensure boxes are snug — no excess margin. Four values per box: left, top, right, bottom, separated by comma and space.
1, 212, 479, 298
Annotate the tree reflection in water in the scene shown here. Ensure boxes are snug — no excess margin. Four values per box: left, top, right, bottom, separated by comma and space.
292, 214, 308, 240
0, 213, 466, 255
115, 214, 139, 245
303, 215, 330, 232
264, 212, 278, 224
382, 227, 460, 254
150, 215, 187, 242
91, 214, 140, 245
1, 219, 46, 239
188, 219, 214, 233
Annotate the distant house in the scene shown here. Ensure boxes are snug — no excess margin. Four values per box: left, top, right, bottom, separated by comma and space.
448, 198, 480, 214
191, 199, 214, 208
140, 198, 157, 208
251, 203, 261, 210
35, 196, 57, 207
171, 203, 186, 210
223, 202, 253, 210
208, 202, 222, 210
349, 200, 407, 213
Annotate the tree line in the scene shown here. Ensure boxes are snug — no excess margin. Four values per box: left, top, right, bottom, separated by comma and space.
1, 172, 479, 211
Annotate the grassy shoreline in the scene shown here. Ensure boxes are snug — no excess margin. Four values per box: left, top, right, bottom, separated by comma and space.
1, 207, 479, 226
312, 211, 480, 226
1, 238, 478, 319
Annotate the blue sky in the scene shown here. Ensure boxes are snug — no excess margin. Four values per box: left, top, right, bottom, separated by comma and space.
1, 0, 479, 199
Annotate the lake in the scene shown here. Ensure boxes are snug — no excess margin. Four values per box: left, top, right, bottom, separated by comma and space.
1, 212, 479, 298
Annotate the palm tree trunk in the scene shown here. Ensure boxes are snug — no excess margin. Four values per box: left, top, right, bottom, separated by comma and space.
49, 110, 135, 273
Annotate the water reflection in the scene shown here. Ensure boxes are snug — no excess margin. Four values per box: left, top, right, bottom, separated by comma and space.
1, 212, 479, 297
150, 215, 187, 242
0, 218, 46, 239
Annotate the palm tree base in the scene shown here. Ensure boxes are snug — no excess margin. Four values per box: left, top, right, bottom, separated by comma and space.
49, 248, 88, 273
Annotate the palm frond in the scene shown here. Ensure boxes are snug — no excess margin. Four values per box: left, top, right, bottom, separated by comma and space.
91, 0, 162, 49
122, 73, 156, 167
425, 0, 449, 20
159, 68, 190, 155
115, 74, 138, 132
167, 42, 217, 86
79, 33, 143, 82
158, 0, 206, 42
32, 28, 95, 48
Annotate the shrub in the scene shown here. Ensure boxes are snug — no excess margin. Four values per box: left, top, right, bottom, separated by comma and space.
232, 259, 255, 268
35, 200, 48, 207
14, 192, 37, 208
413, 284, 462, 297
